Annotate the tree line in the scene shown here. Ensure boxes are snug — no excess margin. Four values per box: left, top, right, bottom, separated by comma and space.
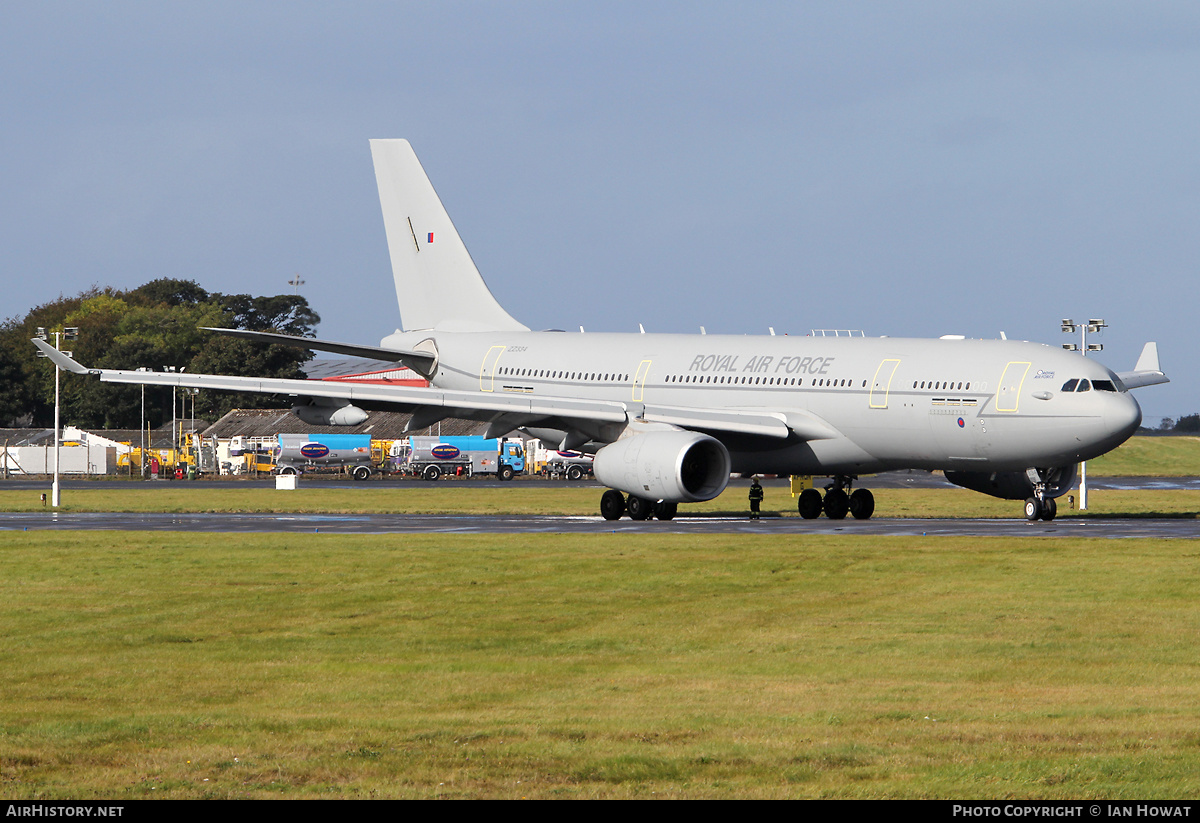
0, 279, 318, 430
1155, 414, 1200, 433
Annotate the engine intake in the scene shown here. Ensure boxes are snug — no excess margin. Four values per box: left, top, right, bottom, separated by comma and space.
593, 429, 730, 503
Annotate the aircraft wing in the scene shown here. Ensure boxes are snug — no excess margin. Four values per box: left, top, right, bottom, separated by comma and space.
33, 339, 814, 441
1117, 342, 1169, 389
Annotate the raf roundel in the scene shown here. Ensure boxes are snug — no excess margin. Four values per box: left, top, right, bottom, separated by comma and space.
957, 418, 965, 428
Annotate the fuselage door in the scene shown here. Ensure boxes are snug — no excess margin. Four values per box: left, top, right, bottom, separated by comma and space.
633, 360, 652, 402
996, 361, 1031, 412
869, 359, 901, 409
479, 345, 505, 392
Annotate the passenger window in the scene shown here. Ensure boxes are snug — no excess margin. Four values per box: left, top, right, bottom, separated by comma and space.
1061, 379, 1079, 392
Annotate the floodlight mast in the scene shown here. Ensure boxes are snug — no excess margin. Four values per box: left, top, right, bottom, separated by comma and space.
1060, 319, 1106, 510
36, 328, 78, 507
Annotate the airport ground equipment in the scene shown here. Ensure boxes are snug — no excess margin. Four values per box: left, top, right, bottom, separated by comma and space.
275, 433, 375, 480
542, 450, 594, 481
401, 436, 525, 481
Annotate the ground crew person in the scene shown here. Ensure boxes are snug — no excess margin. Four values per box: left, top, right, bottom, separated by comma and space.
748, 478, 763, 520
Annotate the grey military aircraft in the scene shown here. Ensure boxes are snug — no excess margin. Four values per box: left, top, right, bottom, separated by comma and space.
34, 140, 1169, 522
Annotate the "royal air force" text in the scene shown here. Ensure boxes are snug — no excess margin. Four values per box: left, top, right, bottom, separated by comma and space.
688, 354, 834, 375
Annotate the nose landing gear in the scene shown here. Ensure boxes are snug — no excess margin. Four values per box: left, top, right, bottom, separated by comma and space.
1023, 468, 1062, 521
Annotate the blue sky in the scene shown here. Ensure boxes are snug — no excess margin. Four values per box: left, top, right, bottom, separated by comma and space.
2, 2, 1196, 422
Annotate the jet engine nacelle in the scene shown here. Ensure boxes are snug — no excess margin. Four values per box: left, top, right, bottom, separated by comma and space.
593, 428, 731, 503
944, 464, 1078, 500
291, 399, 369, 427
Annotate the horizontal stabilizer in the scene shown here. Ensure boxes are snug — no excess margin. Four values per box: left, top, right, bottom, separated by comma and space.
1117, 342, 1169, 389
201, 327, 437, 377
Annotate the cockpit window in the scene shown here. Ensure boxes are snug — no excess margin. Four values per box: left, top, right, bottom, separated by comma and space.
1061, 379, 1079, 392
1092, 380, 1117, 392
1077, 379, 1091, 393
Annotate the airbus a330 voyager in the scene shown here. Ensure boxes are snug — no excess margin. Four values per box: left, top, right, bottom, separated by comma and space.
35, 139, 1169, 522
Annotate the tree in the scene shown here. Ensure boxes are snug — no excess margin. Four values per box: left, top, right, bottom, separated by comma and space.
1176, 414, 1200, 433
0, 280, 320, 429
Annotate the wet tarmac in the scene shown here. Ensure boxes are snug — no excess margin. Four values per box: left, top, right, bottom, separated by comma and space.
1, 472, 1196, 538
1, 511, 1196, 539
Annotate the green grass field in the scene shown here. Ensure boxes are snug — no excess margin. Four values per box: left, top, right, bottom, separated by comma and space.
1087, 435, 1200, 476
3, 530, 1200, 799
2, 434, 1197, 798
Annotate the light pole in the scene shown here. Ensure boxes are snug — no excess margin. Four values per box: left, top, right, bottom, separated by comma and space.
136, 367, 151, 479
35, 326, 78, 507
1060, 318, 1106, 510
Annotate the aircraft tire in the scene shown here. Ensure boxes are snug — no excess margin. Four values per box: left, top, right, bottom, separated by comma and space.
423, 464, 442, 482
600, 489, 626, 520
797, 488, 823, 519
627, 495, 653, 521
653, 500, 678, 520
824, 489, 850, 520
1041, 497, 1057, 521
1024, 497, 1042, 521
849, 488, 875, 520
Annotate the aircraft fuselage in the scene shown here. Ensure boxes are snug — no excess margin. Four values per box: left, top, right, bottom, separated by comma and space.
383, 330, 1143, 477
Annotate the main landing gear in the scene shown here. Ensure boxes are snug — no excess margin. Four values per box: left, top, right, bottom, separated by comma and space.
797, 477, 874, 521
600, 489, 677, 521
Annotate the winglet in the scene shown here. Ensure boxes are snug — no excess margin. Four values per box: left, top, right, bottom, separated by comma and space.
32, 338, 93, 374
1117, 342, 1169, 389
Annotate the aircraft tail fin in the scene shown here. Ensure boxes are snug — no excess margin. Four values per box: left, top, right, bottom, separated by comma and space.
370, 139, 528, 333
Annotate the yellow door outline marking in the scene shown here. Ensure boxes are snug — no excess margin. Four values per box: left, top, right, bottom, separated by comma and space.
869, 359, 901, 409
479, 346, 505, 392
633, 360, 652, 402
996, 361, 1031, 412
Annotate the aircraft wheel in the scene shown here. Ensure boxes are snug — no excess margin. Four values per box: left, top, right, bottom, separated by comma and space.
567, 465, 584, 481
423, 464, 442, 482
849, 488, 875, 520
352, 466, 371, 481
653, 500, 678, 520
600, 489, 626, 520
1024, 497, 1042, 521
627, 495, 653, 521
797, 488, 823, 519
824, 489, 850, 520
498, 465, 515, 481
1041, 497, 1057, 521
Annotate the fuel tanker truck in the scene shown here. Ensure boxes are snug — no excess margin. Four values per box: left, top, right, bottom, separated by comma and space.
275, 433, 375, 480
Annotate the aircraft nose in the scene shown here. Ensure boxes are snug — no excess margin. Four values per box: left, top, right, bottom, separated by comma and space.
1107, 393, 1142, 443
